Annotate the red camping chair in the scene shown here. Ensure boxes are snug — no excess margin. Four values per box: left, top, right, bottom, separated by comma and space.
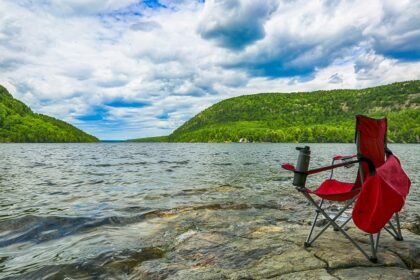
281, 115, 411, 262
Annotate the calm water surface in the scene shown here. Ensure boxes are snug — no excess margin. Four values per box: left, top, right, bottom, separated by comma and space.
0, 143, 418, 279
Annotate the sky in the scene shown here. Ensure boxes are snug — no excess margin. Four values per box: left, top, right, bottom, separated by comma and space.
0, 0, 419, 140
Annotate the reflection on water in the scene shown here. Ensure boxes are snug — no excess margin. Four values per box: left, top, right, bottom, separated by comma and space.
0, 143, 418, 278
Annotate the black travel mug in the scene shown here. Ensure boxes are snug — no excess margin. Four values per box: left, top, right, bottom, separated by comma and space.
293, 146, 310, 188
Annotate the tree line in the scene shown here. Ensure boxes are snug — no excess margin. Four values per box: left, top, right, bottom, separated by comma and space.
138, 80, 419, 143
0, 85, 98, 143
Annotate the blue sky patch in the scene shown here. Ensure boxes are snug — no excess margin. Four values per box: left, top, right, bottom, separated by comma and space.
76, 114, 104, 121
142, 0, 166, 9
104, 99, 151, 108
76, 106, 108, 122
157, 113, 169, 120
380, 50, 420, 61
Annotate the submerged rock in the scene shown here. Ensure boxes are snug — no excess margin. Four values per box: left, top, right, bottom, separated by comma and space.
174, 230, 198, 245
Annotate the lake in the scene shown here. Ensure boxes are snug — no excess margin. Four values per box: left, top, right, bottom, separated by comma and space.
0, 143, 418, 279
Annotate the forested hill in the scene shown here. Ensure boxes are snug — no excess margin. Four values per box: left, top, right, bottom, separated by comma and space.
135, 80, 420, 143
0, 85, 98, 142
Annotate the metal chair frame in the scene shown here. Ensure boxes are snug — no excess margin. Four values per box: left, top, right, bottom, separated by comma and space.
294, 154, 403, 263
283, 116, 407, 262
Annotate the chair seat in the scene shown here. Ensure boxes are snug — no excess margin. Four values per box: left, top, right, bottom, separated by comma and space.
306, 179, 359, 201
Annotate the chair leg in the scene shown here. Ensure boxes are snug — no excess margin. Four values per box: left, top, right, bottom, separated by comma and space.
305, 197, 353, 247
305, 199, 324, 247
395, 212, 403, 241
302, 193, 374, 262
369, 232, 380, 263
384, 213, 403, 241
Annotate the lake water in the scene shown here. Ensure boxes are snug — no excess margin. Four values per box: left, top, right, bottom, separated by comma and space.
0, 143, 418, 279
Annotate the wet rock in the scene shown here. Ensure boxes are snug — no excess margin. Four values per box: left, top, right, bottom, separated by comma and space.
413, 269, 420, 279
327, 204, 340, 212
315, 218, 329, 227
214, 184, 243, 193
379, 229, 420, 269
128, 207, 420, 280
175, 230, 198, 245
166, 267, 229, 280
250, 225, 284, 238
405, 222, 420, 235
131, 260, 187, 280
103, 247, 165, 274
345, 226, 420, 269
272, 268, 337, 280
332, 266, 416, 280
143, 209, 179, 219
174, 231, 279, 270
175, 232, 230, 252
242, 247, 326, 278
403, 214, 420, 235
307, 232, 405, 269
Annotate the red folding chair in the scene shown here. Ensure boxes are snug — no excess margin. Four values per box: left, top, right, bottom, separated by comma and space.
282, 115, 411, 262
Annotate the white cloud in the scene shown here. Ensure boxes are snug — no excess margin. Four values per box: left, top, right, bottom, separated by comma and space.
197, 0, 278, 50
0, 0, 419, 140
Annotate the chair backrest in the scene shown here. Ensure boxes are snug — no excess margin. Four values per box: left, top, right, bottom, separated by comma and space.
355, 115, 388, 183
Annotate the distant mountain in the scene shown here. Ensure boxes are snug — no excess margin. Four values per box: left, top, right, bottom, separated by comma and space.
0, 85, 98, 142
131, 80, 420, 143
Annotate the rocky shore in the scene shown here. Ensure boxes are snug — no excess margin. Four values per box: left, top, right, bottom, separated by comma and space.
94, 200, 420, 280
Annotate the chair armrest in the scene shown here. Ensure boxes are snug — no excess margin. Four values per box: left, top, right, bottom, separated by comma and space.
333, 154, 357, 161
281, 164, 295, 171
307, 159, 360, 175
281, 159, 360, 175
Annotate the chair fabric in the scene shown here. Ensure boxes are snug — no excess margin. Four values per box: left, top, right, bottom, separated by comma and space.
356, 115, 387, 177
352, 155, 411, 233
309, 179, 358, 201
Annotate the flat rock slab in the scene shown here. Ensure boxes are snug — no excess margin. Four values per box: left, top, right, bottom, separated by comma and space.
332, 266, 416, 280
272, 269, 337, 280
125, 205, 420, 280
380, 230, 420, 269
347, 226, 420, 269
240, 248, 326, 278
306, 232, 406, 269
